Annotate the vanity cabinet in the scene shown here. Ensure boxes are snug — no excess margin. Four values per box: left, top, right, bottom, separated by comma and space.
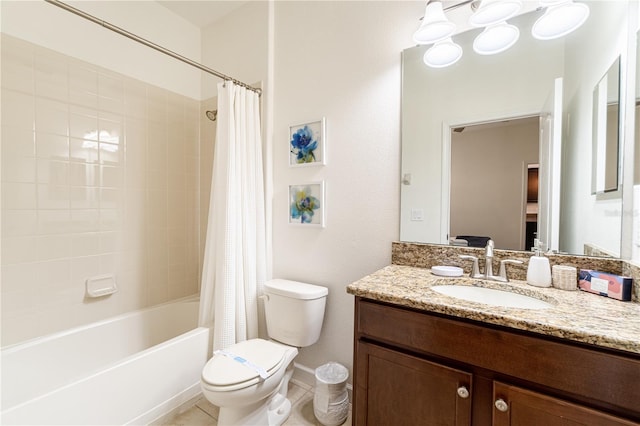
353, 297, 640, 426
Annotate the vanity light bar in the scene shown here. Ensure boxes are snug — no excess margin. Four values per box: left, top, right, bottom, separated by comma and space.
414, 0, 590, 68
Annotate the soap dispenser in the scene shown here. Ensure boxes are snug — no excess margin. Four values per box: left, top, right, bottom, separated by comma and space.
527, 239, 552, 287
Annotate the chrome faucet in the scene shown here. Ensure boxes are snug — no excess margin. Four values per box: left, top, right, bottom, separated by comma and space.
484, 239, 494, 279
459, 239, 523, 282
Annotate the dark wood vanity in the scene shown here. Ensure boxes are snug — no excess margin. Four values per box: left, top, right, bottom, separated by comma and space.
352, 297, 640, 426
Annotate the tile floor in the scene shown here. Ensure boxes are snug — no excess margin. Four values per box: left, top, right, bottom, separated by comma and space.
159, 381, 352, 426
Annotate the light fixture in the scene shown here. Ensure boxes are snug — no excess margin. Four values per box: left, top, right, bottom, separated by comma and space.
473, 21, 520, 55
531, 0, 589, 40
423, 38, 463, 68
469, 0, 523, 27
413, 1, 456, 44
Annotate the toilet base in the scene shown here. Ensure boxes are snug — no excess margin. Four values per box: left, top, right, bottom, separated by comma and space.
217, 391, 292, 426
267, 393, 292, 426
215, 359, 296, 426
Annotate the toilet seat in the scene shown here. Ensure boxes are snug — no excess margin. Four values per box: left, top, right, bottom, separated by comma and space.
202, 339, 291, 391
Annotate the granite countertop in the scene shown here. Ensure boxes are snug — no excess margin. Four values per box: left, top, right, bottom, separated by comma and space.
347, 265, 640, 355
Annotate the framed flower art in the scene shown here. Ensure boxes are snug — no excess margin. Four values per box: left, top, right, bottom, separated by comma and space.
289, 118, 326, 167
288, 182, 325, 227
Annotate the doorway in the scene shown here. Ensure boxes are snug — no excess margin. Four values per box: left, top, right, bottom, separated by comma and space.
449, 116, 539, 251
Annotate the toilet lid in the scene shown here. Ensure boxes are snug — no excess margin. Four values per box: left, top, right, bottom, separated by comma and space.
202, 339, 288, 387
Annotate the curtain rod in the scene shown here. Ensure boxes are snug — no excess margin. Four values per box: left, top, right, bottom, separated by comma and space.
44, 0, 262, 96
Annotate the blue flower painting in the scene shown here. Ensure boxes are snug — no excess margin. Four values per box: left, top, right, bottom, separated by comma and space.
289, 119, 324, 166
289, 183, 324, 226
291, 126, 317, 163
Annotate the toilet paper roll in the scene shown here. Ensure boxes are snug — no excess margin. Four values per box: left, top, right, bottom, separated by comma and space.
552, 265, 578, 291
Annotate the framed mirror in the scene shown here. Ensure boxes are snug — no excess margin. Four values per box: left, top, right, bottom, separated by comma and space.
592, 56, 621, 194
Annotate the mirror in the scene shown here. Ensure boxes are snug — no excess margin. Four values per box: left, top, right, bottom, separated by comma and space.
401, 1, 632, 257
592, 56, 621, 194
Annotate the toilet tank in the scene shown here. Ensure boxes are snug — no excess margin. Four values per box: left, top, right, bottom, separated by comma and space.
263, 279, 328, 347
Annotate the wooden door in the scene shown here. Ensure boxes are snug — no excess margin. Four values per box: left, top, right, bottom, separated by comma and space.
354, 341, 472, 426
493, 381, 639, 426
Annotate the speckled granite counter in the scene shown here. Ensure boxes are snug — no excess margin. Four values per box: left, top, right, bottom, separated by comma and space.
347, 264, 640, 355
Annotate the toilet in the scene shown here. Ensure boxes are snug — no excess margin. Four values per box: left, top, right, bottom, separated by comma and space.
201, 279, 328, 426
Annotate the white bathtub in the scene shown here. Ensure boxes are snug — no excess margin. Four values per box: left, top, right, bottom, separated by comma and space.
1, 299, 210, 425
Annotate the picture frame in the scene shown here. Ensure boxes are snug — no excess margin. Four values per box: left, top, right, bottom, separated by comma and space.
289, 118, 326, 167
288, 182, 325, 227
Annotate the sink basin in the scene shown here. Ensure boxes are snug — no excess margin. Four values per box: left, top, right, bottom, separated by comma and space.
431, 285, 552, 309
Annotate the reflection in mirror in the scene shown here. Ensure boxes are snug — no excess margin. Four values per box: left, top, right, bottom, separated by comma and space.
450, 117, 539, 251
592, 56, 621, 194
400, 1, 632, 258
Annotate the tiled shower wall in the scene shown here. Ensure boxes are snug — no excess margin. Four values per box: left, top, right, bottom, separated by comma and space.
1, 34, 202, 345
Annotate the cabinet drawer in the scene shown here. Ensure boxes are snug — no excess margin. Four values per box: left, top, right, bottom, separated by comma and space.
356, 298, 640, 417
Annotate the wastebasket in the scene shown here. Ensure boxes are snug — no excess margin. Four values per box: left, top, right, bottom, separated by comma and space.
313, 362, 349, 426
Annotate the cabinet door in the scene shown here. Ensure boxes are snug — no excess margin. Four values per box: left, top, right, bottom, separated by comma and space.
493, 381, 639, 426
354, 341, 472, 426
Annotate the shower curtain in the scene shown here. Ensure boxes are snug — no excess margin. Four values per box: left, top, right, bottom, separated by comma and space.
199, 81, 267, 353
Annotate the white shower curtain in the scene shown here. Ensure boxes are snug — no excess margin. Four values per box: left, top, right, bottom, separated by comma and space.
199, 81, 267, 353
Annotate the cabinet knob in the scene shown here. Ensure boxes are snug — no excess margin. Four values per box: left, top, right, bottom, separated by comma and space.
495, 398, 509, 412
457, 386, 470, 398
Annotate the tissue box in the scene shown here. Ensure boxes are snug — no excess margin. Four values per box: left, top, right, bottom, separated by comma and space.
578, 269, 632, 301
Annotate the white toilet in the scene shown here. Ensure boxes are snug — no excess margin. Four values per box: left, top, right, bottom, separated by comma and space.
201, 279, 328, 426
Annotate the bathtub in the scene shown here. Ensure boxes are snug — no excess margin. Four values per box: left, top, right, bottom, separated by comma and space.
1, 299, 210, 425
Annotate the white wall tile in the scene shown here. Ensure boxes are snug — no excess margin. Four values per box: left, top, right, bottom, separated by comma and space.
36, 133, 69, 160
2, 182, 37, 209
100, 166, 123, 188
2, 236, 38, 264
69, 186, 99, 209
71, 233, 101, 257
69, 209, 100, 233
69, 62, 98, 109
37, 184, 70, 210
37, 209, 71, 235
69, 106, 98, 140
69, 162, 100, 186
37, 159, 68, 185
2, 155, 36, 183
35, 97, 69, 136
37, 235, 72, 261
2, 127, 36, 157
34, 50, 68, 101
2, 210, 38, 237
1, 38, 35, 94
2, 35, 202, 345
69, 138, 99, 163
2, 89, 35, 130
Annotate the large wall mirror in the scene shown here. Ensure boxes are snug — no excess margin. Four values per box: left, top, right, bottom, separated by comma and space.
400, 0, 634, 259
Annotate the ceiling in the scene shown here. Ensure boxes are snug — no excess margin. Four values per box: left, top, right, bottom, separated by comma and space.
158, 0, 541, 33
157, 0, 249, 28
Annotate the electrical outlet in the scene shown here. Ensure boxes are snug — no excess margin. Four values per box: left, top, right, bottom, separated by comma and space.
411, 209, 424, 221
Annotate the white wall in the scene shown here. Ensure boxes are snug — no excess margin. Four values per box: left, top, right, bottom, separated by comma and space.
200, 1, 269, 99
0, 0, 202, 99
272, 1, 418, 380
561, 1, 629, 256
